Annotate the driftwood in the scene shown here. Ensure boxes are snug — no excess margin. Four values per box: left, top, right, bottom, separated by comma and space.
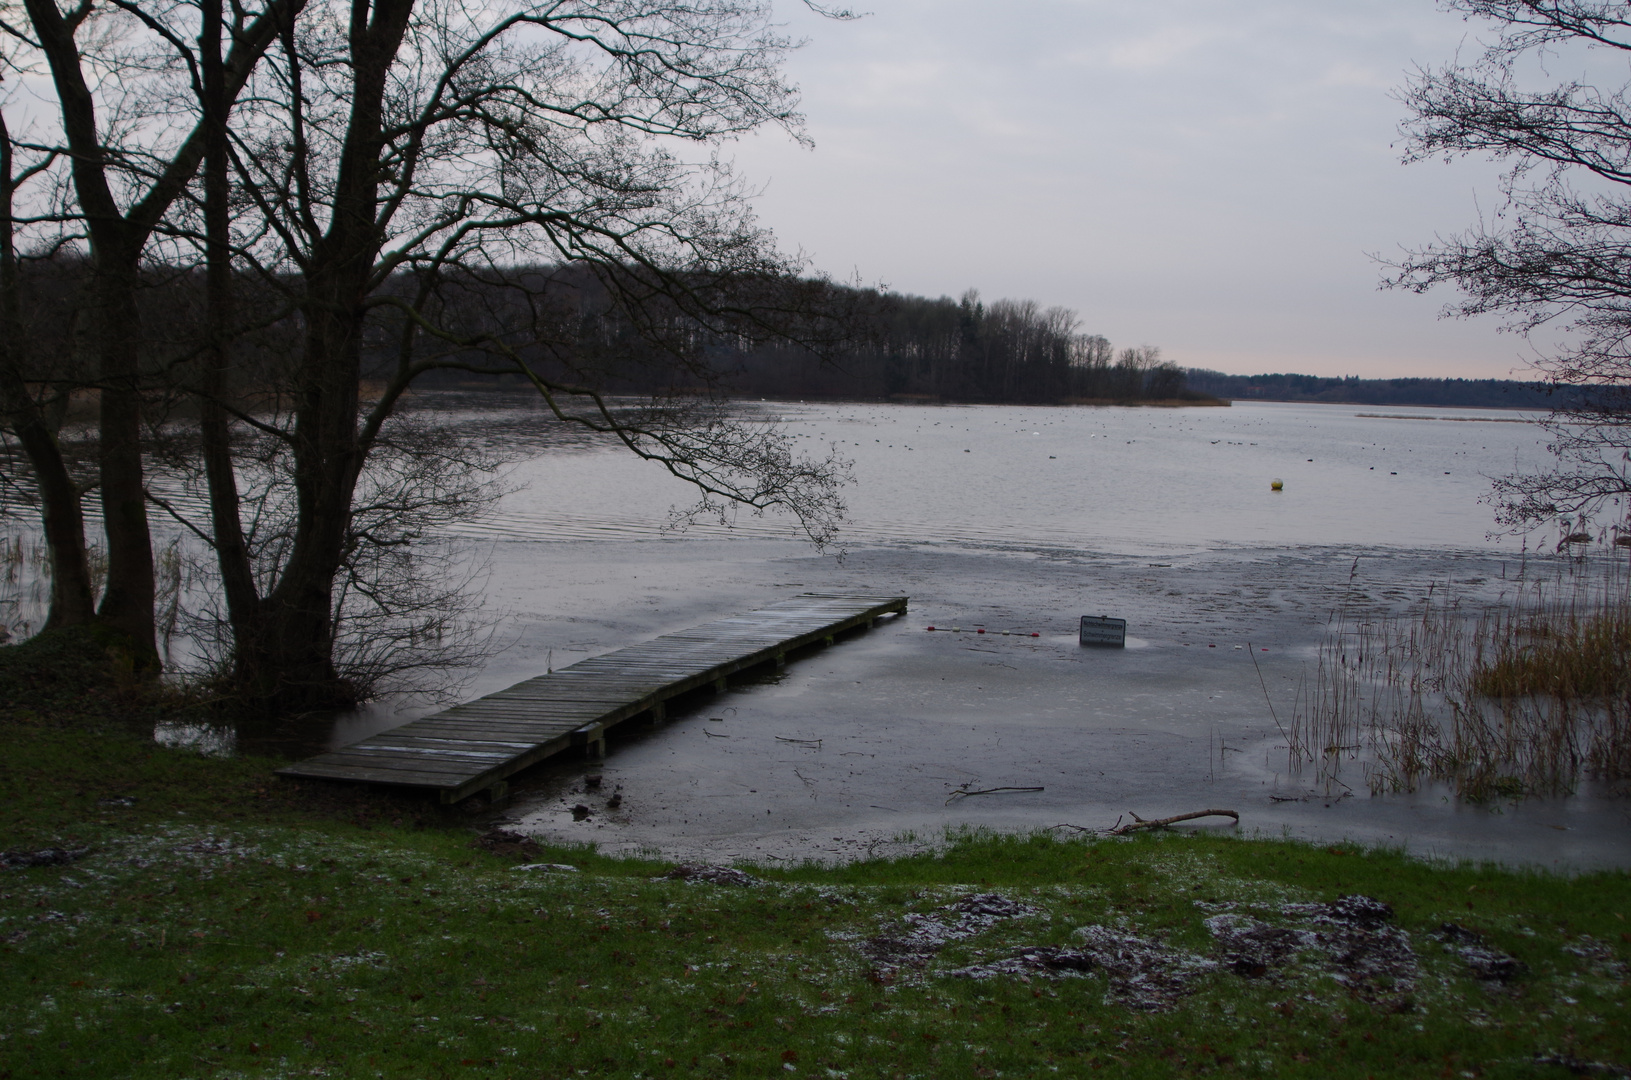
1106, 809, 1239, 836
945, 785, 1045, 805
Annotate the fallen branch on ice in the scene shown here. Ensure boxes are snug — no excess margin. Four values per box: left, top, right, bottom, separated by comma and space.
1106, 809, 1239, 836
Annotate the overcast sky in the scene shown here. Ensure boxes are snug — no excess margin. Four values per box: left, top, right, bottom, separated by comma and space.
724, 0, 1539, 379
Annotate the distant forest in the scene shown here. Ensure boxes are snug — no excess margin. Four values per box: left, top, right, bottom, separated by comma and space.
710, 290, 1581, 409
1182, 370, 1584, 409
718, 290, 1209, 404
8, 255, 1573, 410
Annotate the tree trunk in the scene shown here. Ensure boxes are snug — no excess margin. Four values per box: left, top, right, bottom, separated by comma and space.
241, 0, 415, 711
0, 113, 96, 630
197, 0, 264, 663
253, 283, 366, 708
90, 262, 157, 659
24, 0, 156, 661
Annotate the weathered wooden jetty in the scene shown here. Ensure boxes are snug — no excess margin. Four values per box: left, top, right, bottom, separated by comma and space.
277, 593, 908, 803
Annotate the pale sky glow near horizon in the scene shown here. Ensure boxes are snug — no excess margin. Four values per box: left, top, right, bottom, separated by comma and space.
724, 0, 1561, 381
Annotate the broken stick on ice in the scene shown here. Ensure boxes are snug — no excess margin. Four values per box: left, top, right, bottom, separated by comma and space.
1106, 809, 1239, 836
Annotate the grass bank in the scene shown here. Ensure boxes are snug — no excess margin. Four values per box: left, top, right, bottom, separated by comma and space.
1, 630, 1627, 1079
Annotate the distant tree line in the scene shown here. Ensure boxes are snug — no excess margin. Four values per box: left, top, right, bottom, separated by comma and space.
395, 283, 1206, 404
700, 289, 1205, 404
1183, 371, 1594, 409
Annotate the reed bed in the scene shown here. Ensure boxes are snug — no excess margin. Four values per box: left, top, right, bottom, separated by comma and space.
0, 534, 53, 643
1291, 550, 1631, 800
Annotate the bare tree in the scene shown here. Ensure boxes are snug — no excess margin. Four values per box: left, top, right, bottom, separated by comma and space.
0, 0, 852, 709
1390, 1, 1631, 530
155, 0, 858, 709
5, 0, 306, 661
0, 109, 97, 629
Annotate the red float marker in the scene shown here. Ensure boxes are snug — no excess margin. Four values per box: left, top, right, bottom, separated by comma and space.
926, 626, 1044, 638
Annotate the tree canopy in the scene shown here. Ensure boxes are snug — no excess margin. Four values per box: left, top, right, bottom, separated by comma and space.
0, 0, 860, 710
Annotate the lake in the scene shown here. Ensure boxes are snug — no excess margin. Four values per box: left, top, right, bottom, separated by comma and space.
15, 396, 1625, 867
374, 398, 1624, 871
466, 398, 1558, 554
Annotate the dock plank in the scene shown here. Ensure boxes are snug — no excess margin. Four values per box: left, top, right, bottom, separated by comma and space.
278, 593, 907, 801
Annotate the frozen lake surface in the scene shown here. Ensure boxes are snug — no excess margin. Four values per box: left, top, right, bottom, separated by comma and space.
150, 397, 1631, 869
306, 397, 1624, 870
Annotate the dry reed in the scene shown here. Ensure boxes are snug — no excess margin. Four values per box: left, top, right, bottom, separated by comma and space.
1291, 548, 1631, 800
0, 535, 53, 643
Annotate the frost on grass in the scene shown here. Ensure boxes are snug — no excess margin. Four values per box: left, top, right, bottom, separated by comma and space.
1434, 923, 1525, 983
1206, 894, 1419, 1002
933, 893, 1432, 1013
1562, 935, 1629, 977
843, 892, 1042, 983
948, 924, 1217, 1012
659, 865, 761, 887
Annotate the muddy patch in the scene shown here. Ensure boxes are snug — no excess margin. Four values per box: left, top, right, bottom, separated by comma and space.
1206, 894, 1418, 1000
848, 893, 1042, 982
0, 847, 86, 870
474, 829, 544, 860
950, 923, 1217, 1012
660, 864, 762, 887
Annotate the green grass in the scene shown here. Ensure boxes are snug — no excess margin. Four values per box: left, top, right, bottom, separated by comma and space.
1, 629, 1628, 1079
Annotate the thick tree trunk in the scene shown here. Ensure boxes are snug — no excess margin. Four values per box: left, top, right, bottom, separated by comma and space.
238, 0, 415, 711
24, 0, 156, 662
91, 263, 157, 659
252, 286, 366, 708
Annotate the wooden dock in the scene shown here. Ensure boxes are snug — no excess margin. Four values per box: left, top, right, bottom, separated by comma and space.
277, 593, 908, 803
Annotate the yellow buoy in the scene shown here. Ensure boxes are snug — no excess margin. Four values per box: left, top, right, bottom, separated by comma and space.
1270, 478, 1283, 491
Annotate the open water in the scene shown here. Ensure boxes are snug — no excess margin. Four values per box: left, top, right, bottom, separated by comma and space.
467, 399, 1558, 555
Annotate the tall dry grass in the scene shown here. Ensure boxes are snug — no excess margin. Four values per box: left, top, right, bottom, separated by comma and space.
0, 535, 53, 643
1291, 549, 1631, 800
